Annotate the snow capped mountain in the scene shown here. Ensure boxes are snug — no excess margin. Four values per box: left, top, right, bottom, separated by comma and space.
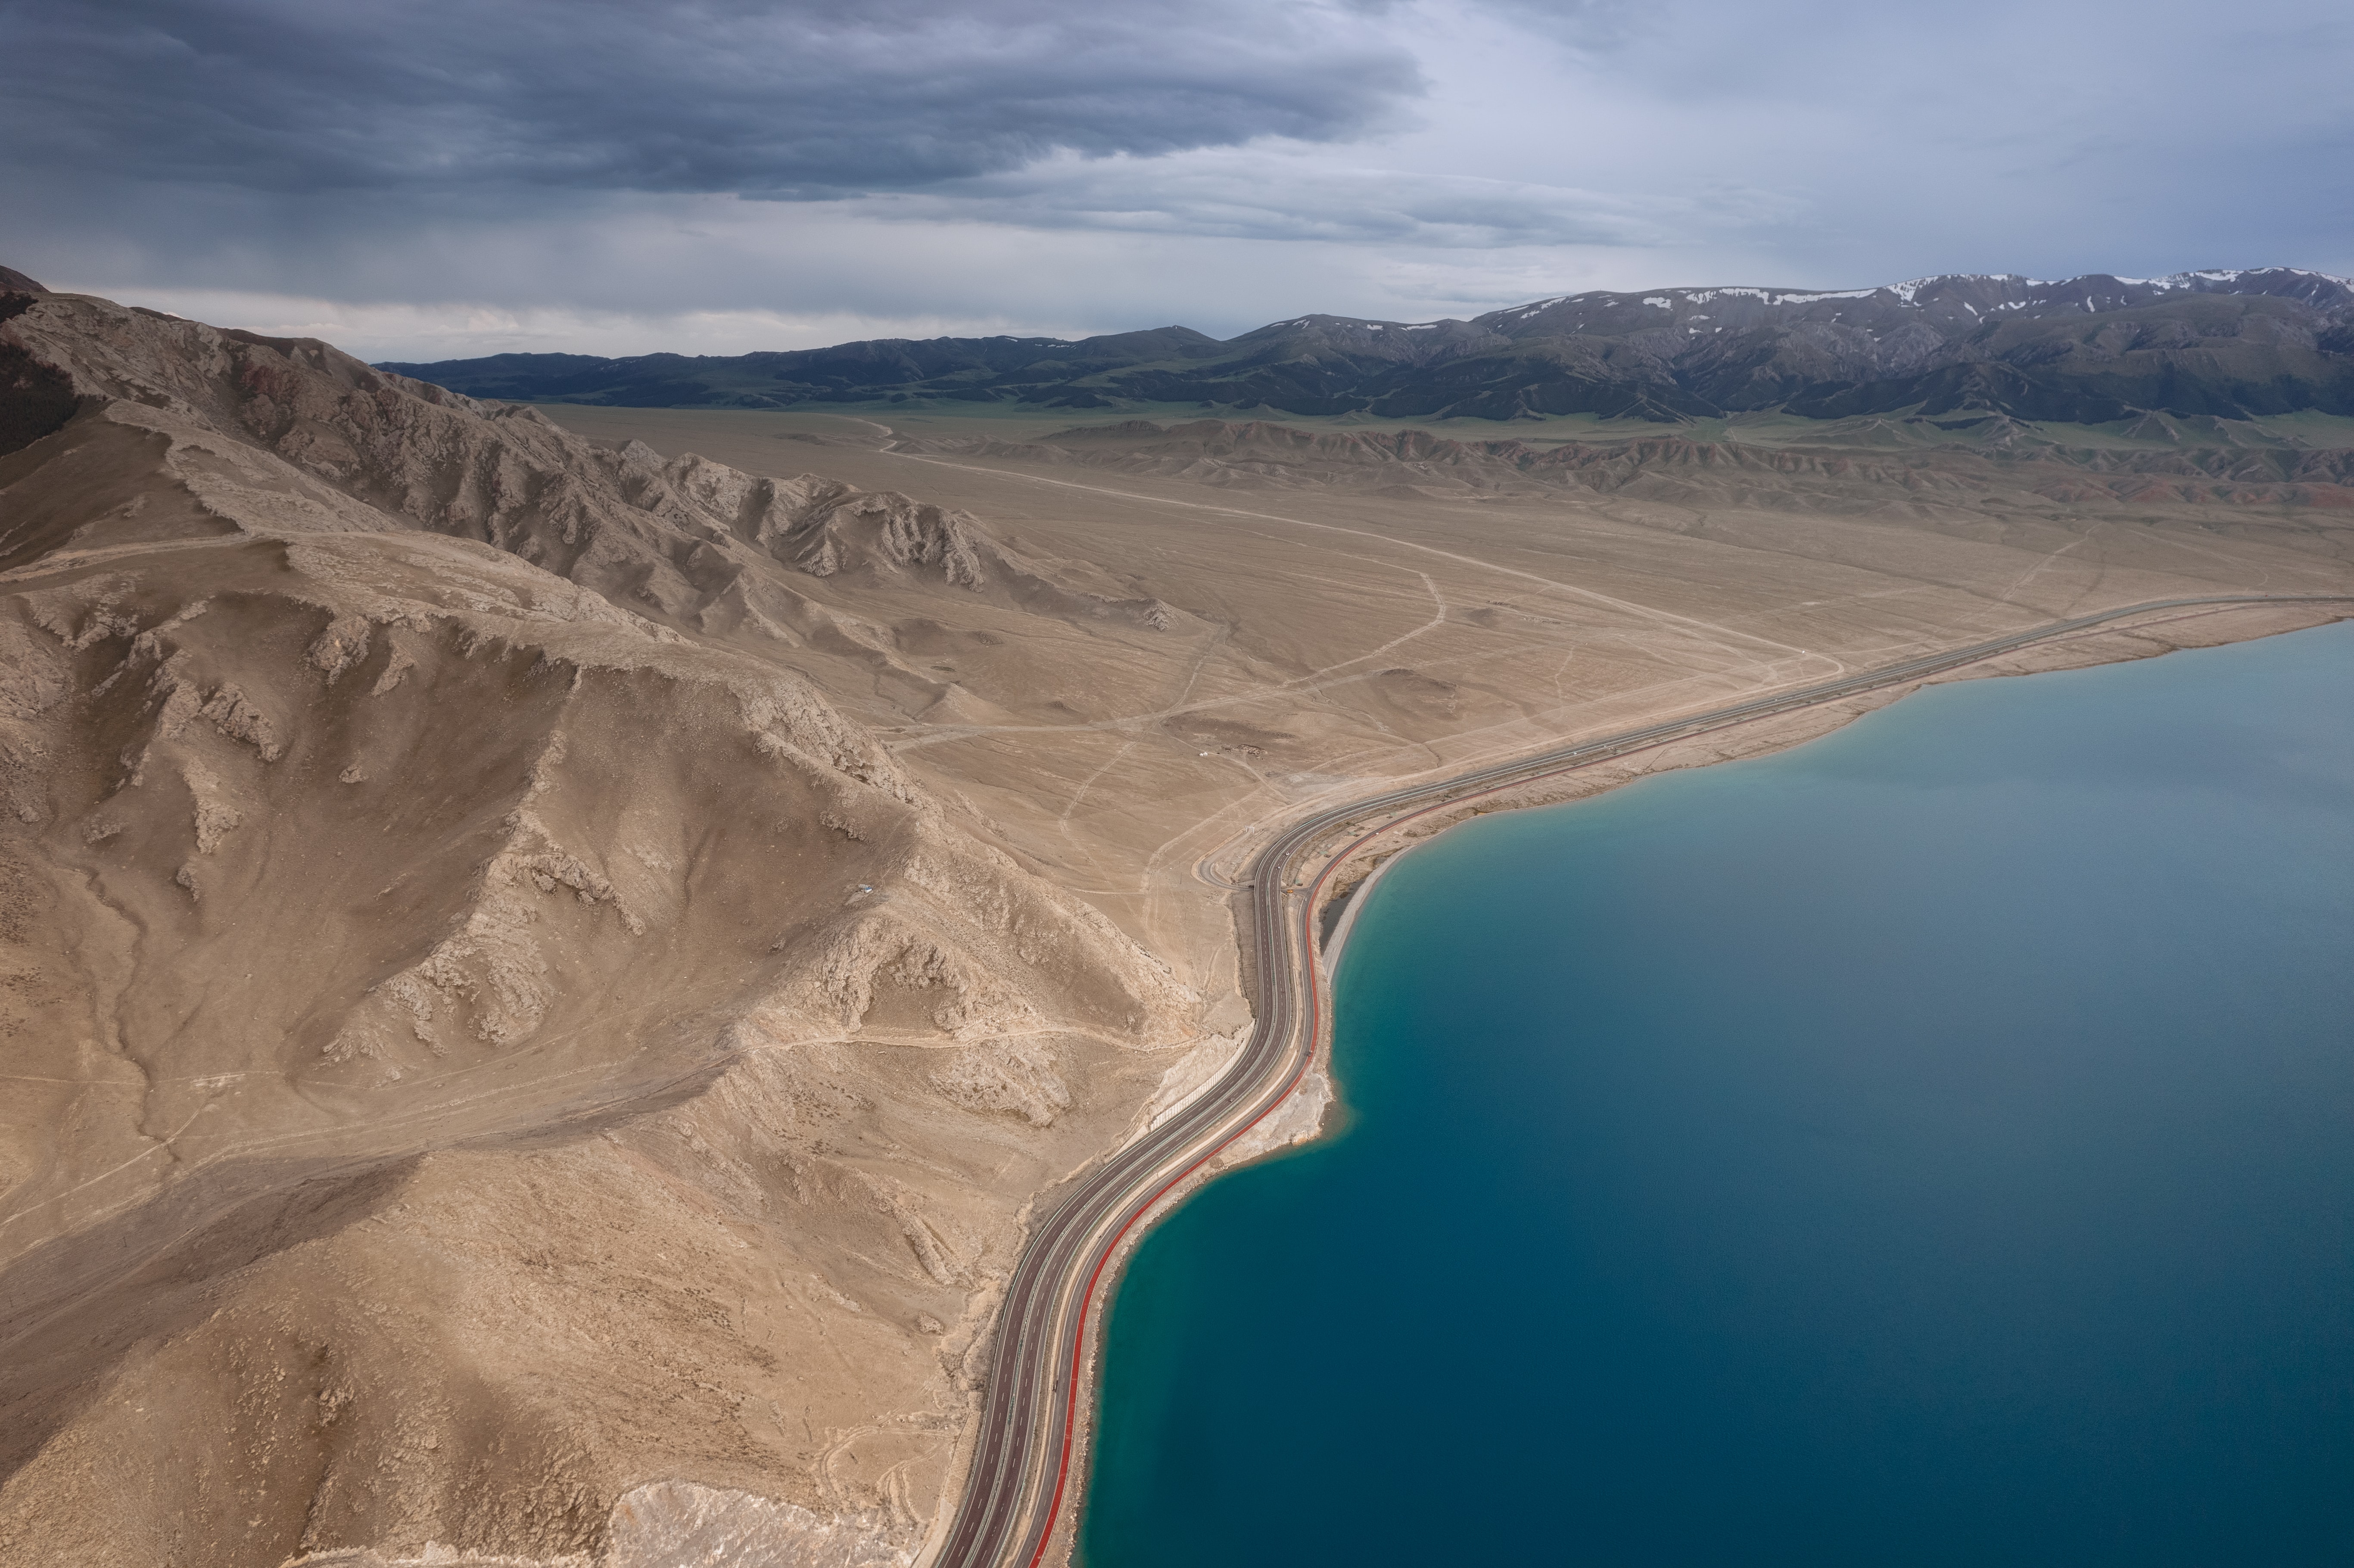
1471, 268, 2354, 343
368, 268, 2354, 426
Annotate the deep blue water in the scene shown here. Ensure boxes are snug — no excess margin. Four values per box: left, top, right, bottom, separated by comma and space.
1081, 622, 2354, 1568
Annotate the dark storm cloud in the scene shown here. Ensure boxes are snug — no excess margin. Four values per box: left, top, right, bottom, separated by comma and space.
9, 0, 2350, 363
0, 0, 1423, 197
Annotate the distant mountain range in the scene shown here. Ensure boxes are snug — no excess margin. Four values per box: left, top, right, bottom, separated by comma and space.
381, 268, 2354, 426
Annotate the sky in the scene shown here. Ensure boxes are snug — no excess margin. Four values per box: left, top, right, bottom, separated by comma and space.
3, 0, 2350, 361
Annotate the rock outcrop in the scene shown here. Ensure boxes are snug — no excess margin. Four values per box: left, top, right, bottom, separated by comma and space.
0, 287, 1205, 1566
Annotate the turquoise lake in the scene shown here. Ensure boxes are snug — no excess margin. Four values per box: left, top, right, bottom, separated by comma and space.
1081, 622, 2354, 1567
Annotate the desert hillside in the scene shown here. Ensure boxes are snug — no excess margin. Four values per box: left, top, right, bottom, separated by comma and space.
0, 283, 1214, 1568
3, 276, 2349, 1568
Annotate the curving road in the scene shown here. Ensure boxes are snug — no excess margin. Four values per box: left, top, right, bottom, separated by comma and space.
925, 593, 2352, 1568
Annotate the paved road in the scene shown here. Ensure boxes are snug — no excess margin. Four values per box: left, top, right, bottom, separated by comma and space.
925, 593, 2351, 1568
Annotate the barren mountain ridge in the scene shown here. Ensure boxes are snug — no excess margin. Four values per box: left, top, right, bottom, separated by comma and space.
0, 277, 1208, 1568
385, 268, 2354, 423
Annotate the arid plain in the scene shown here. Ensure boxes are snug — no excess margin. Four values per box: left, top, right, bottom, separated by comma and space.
2, 283, 2350, 1568
547, 399, 2354, 924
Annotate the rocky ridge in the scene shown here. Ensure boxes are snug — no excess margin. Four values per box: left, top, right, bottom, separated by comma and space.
384, 268, 2354, 424
0, 283, 1209, 1566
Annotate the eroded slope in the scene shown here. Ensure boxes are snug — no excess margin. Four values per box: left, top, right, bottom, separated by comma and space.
0, 290, 1213, 1567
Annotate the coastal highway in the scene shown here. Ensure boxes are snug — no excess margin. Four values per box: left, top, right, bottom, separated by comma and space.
925, 593, 2351, 1568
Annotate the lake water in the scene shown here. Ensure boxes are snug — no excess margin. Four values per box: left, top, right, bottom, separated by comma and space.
1081, 622, 2354, 1568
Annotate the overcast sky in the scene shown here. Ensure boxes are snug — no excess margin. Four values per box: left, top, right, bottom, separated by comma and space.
4, 0, 2349, 360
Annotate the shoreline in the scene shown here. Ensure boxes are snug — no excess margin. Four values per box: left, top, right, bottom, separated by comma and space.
1316, 845, 1402, 983
933, 594, 2354, 1568
1061, 607, 2354, 1568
